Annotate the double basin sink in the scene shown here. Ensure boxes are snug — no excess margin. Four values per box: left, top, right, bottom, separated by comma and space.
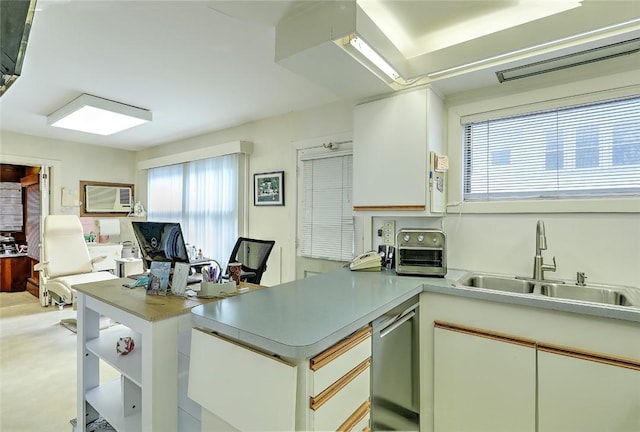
456, 272, 635, 307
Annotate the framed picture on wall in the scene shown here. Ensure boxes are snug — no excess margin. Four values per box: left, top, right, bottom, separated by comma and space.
254, 171, 284, 206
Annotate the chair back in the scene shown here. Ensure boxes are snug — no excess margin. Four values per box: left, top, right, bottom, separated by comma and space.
227, 237, 275, 284
42, 215, 94, 278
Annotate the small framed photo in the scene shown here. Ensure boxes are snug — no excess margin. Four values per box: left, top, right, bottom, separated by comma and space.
254, 171, 284, 206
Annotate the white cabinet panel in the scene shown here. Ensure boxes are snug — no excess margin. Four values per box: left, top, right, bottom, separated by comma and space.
188, 329, 297, 431
311, 366, 370, 431
353, 87, 444, 213
311, 335, 371, 394
538, 349, 640, 432
434, 326, 536, 432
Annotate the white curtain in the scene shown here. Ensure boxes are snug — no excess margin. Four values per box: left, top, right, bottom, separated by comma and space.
147, 154, 240, 265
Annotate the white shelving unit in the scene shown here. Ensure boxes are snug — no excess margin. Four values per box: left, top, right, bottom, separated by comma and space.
75, 278, 214, 432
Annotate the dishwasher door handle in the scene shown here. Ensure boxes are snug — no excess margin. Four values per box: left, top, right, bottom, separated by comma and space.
379, 310, 415, 338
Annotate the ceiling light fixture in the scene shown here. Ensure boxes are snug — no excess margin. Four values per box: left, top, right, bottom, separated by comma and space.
496, 37, 640, 82
339, 34, 401, 82
427, 17, 640, 79
47, 94, 152, 135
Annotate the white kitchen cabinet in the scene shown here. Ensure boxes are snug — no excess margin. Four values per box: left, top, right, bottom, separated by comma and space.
538, 346, 640, 432
188, 324, 371, 431
188, 328, 298, 431
433, 323, 537, 432
307, 326, 372, 431
75, 278, 212, 432
421, 292, 640, 432
352, 87, 444, 214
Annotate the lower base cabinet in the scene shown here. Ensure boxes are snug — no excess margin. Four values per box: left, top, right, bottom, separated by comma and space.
432, 320, 640, 432
538, 347, 640, 432
188, 325, 372, 431
433, 323, 536, 432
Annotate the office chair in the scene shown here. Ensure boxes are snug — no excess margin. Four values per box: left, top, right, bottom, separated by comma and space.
225, 237, 275, 285
35, 215, 118, 309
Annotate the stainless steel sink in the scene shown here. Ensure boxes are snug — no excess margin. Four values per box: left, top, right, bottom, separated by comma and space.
540, 283, 633, 306
455, 272, 635, 307
456, 273, 535, 294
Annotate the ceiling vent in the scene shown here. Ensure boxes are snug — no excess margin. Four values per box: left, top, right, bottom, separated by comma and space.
496, 37, 640, 83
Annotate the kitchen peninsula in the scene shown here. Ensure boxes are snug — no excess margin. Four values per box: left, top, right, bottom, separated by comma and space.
74, 267, 640, 431
188, 267, 640, 432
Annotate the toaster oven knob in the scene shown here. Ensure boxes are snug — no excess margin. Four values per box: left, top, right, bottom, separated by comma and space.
403, 234, 411, 242
417, 234, 425, 242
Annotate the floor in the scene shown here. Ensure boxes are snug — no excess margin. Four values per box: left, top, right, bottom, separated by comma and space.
0, 291, 118, 432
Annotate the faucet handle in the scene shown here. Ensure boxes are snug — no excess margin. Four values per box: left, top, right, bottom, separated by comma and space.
577, 271, 587, 286
542, 256, 557, 272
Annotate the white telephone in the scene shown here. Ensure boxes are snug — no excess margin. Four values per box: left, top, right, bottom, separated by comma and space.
349, 251, 382, 271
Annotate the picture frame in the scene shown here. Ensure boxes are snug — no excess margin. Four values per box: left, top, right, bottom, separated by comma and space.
254, 171, 284, 206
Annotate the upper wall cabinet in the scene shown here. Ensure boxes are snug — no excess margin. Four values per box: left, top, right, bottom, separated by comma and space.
353, 87, 445, 215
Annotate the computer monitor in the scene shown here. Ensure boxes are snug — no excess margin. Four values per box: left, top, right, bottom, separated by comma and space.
131, 221, 190, 271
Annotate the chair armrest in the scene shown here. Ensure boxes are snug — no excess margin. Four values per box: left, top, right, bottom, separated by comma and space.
91, 255, 108, 264
34, 261, 49, 272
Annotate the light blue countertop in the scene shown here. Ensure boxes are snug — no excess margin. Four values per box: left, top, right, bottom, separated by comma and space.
191, 267, 640, 359
191, 267, 432, 358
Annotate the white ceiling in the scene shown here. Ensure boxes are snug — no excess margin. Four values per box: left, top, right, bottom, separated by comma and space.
1, 0, 639, 151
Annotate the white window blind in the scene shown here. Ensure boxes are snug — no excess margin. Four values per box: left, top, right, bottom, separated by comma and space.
300, 152, 353, 261
464, 95, 640, 201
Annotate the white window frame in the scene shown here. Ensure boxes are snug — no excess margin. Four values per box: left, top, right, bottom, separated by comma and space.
446, 79, 640, 214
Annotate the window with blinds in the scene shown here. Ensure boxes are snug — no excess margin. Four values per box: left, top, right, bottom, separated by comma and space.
300, 152, 353, 261
463, 95, 640, 201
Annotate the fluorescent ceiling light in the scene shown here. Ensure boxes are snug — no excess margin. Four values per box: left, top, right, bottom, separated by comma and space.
428, 18, 640, 79
47, 94, 152, 135
496, 37, 640, 82
340, 35, 400, 81
360, 0, 583, 58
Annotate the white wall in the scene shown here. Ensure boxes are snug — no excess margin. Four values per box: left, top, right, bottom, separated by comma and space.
3, 67, 638, 288
441, 69, 640, 287
0, 131, 136, 216
135, 100, 354, 285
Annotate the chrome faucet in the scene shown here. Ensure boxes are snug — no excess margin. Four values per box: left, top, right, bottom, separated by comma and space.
533, 220, 556, 281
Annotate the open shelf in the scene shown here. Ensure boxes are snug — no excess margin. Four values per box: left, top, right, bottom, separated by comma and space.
86, 379, 141, 432
86, 326, 142, 386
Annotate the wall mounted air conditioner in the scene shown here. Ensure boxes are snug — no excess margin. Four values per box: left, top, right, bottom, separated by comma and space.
85, 185, 132, 213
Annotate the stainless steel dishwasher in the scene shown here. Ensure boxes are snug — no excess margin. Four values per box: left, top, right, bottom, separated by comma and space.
371, 296, 420, 431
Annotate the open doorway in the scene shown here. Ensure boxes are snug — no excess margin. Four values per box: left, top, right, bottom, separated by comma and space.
0, 160, 51, 304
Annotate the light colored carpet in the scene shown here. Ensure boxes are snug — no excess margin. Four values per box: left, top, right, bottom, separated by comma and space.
0, 291, 39, 308
59, 316, 118, 334
0, 292, 119, 432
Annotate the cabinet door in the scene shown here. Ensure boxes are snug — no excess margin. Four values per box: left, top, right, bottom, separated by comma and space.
353, 89, 430, 211
538, 347, 640, 432
188, 329, 297, 431
434, 324, 536, 432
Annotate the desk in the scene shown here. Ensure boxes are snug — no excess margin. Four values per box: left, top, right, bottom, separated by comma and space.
74, 278, 263, 432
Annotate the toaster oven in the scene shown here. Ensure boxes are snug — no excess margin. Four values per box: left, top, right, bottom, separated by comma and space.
396, 229, 446, 277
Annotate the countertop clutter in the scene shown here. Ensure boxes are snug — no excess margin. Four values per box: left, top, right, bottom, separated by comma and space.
191, 267, 640, 359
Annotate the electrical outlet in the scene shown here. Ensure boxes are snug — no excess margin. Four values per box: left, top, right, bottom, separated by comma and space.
382, 220, 395, 245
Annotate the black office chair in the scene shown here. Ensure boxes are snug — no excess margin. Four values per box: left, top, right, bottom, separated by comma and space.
225, 237, 275, 284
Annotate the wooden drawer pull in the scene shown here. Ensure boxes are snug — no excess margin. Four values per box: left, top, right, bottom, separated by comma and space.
310, 358, 370, 411
310, 326, 371, 371
538, 343, 640, 371
338, 400, 370, 431
435, 321, 536, 348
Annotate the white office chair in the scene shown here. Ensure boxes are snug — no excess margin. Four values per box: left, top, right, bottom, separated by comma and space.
35, 215, 117, 309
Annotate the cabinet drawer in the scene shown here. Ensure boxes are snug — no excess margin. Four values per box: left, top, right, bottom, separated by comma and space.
310, 361, 370, 431
338, 400, 370, 432
310, 326, 371, 394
